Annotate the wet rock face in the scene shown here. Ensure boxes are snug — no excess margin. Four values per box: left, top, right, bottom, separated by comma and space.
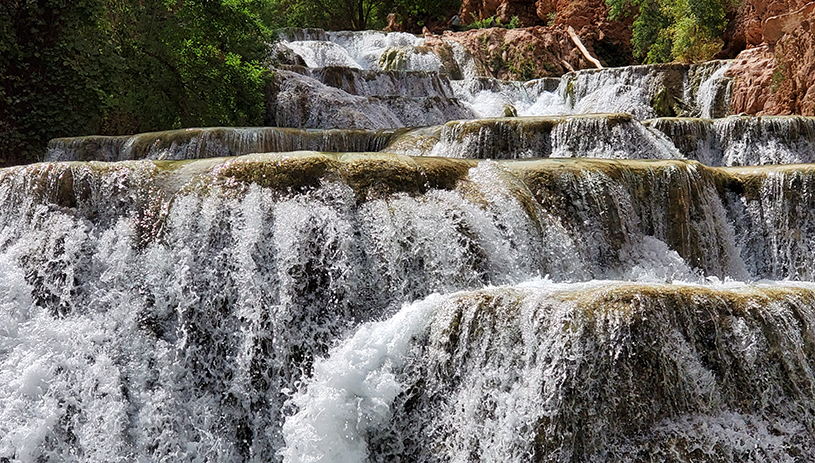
726, 46, 778, 115
724, 0, 806, 51
722, 0, 815, 116
767, 9, 815, 115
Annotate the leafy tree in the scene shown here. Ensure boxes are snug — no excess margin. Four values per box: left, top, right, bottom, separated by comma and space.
607, 0, 732, 63
101, 0, 274, 134
386, 0, 462, 31
0, 0, 118, 164
0, 0, 274, 165
269, 0, 460, 31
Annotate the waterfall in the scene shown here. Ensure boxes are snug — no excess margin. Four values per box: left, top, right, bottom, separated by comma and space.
646, 116, 815, 166
45, 127, 402, 162
278, 30, 441, 72
284, 281, 815, 463
272, 32, 733, 128
5, 28, 815, 462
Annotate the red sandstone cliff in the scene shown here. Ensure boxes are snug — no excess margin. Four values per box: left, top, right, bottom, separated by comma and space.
448, 0, 815, 116
726, 0, 815, 115
422, 0, 633, 80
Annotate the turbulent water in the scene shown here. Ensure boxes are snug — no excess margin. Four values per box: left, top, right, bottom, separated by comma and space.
5, 29, 815, 463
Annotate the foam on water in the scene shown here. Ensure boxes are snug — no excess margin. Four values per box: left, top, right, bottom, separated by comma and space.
281, 280, 815, 462
279, 293, 444, 463
7, 26, 815, 463
283, 41, 363, 69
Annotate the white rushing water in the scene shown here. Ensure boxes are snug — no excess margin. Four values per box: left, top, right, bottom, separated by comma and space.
282, 279, 815, 463
275, 31, 734, 124
280, 30, 443, 72
3, 154, 815, 461
6, 28, 815, 463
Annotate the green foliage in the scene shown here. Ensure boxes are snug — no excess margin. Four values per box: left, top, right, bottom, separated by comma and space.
269, 0, 460, 31
0, 0, 274, 165
771, 50, 787, 93
392, 0, 462, 29
106, 0, 273, 132
607, 0, 732, 63
463, 15, 521, 30
0, 0, 119, 164
627, 0, 673, 63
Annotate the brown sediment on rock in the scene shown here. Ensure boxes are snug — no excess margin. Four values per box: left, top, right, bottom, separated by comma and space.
210, 152, 476, 200
720, 162, 815, 201
552, 281, 815, 318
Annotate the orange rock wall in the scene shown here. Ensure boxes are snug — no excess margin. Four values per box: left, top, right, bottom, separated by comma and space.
450, 0, 634, 73
453, 0, 815, 116
727, 1, 815, 115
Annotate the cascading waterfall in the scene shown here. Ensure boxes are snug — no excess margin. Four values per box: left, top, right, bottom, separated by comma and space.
284, 281, 815, 463
5, 28, 815, 463
646, 116, 815, 166
45, 127, 403, 162
278, 30, 444, 72
272, 32, 733, 127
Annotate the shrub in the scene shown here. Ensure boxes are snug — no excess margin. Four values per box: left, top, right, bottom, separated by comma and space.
463, 15, 521, 30
608, 0, 733, 63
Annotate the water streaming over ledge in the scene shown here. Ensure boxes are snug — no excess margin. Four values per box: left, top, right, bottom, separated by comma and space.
6, 28, 815, 463
48, 115, 815, 167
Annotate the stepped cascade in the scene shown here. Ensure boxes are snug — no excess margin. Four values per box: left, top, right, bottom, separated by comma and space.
4, 29, 815, 463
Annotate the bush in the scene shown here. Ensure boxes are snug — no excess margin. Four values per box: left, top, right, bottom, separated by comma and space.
269, 0, 462, 31
0, 0, 274, 165
0, 0, 119, 164
608, 0, 733, 63
463, 15, 521, 30
106, 0, 274, 133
